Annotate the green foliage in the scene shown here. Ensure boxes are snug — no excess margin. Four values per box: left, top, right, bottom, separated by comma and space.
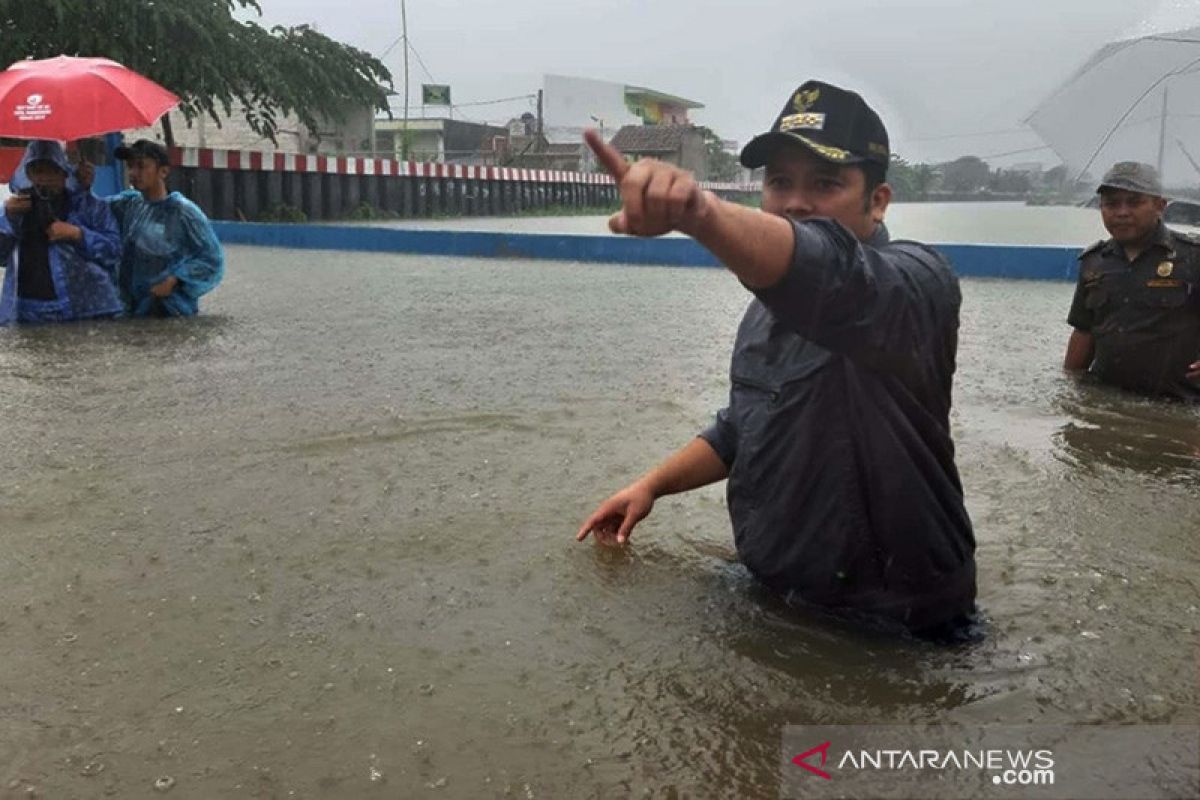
987, 169, 1032, 194
1043, 164, 1069, 191
257, 203, 307, 223
0, 1, 393, 144
694, 125, 741, 182
1027, 164, 1090, 205
344, 202, 398, 221
940, 155, 991, 193
888, 155, 940, 201
890, 153, 1085, 202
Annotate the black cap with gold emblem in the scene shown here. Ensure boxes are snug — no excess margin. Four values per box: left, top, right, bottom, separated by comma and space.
739, 80, 890, 169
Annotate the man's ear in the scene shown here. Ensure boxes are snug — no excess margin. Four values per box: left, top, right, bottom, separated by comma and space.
871, 182, 893, 223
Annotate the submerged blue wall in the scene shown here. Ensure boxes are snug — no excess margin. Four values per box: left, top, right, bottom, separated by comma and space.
211, 222, 1082, 282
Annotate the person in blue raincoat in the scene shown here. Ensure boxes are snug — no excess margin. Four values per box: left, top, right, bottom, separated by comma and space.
80, 139, 223, 317
0, 140, 123, 324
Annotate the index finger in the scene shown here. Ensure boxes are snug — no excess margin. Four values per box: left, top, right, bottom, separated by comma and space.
576, 503, 615, 542
576, 511, 600, 541
584, 129, 629, 181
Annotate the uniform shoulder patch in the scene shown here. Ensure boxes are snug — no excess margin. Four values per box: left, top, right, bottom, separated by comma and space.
1078, 239, 1106, 259
1169, 229, 1200, 246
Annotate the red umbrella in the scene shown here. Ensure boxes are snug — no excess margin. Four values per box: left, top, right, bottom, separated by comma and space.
0, 55, 179, 140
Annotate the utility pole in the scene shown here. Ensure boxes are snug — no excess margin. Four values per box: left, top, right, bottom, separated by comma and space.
401, 0, 410, 160
1156, 84, 1169, 177
536, 89, 544, 144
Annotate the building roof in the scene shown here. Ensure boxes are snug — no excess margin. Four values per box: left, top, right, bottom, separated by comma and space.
374, 117, 507, 135
545, 142, 584, 155
609, 125, 693, 154
625, 86, 704, 109
544, 126, 590, 146
506, 135, 584, 158
507, 134, 545, 149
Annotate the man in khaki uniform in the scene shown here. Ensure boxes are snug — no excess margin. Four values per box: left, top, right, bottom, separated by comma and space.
1064, 161, 1200, 400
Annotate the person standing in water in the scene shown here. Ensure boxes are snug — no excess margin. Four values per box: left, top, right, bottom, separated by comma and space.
0, 139, 123, 324
1064, 161, 1200, 400
576, 81, 980, 642
79, 139, 224, 317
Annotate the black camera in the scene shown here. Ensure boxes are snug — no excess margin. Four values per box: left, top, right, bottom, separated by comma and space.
17, 186, 61, 231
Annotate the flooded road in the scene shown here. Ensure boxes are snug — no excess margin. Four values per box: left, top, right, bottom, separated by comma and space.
362, 201, 1118, 246
0, 246, 1196, 798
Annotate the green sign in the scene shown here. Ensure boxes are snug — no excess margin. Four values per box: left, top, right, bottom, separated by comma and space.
422, 84, 451, 106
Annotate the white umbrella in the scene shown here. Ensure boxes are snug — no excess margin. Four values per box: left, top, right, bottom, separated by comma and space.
1026, 26, 1200, 193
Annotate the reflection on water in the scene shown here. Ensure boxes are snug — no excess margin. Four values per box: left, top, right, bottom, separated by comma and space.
0, 315, 237, 379
0, 249, 1195, 798
1055, 386, 1200, 480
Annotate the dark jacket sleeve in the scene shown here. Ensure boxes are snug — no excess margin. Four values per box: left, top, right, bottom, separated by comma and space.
1066, 277, 1093, 331
698, 405, 737, 467
750, 218, 958, 374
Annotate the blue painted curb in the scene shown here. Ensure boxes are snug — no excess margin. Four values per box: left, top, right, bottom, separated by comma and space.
936, 243, 1079, 282
211, 222, 1082, 282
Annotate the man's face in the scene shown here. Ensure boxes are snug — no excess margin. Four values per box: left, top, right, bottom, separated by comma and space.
1099, 189, 1166, 244
760, 143, 891, 241
126, 156, 168, 192
25, 160, 67, 195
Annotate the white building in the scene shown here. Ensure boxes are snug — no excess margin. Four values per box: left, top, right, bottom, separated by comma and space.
125, 105, 377, 155
542, 74, 703, 145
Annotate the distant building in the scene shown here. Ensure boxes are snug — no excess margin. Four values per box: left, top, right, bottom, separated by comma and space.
500, 134, 589, 171
373, 118, 509, 164
126, 104, 377, 155
609, 125, 709, 180
542, 74, 704, 148
1010, 162, 1045, 177
508, 113, 538, 138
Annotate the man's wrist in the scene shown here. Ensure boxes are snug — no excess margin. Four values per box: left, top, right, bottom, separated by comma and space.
679, 190, 722, 242
634, 473, 663, 500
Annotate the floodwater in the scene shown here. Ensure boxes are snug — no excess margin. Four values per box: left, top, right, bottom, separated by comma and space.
367, 201, 1120, 246
0, 242, 1197, 798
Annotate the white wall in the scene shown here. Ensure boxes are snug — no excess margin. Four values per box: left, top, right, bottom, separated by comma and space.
126, 106, 375, 155
543, 74, 642, 133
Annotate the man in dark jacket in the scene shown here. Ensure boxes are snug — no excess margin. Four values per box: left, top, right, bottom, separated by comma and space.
576, 81, 978, 641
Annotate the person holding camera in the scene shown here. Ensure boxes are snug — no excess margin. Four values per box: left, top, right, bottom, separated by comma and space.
0, 140, 123, 324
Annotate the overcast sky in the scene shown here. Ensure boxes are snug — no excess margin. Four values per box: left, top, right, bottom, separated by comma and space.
254, 0, 1200, 166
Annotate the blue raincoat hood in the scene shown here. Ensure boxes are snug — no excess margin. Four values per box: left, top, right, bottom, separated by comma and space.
9, 140, 79, 194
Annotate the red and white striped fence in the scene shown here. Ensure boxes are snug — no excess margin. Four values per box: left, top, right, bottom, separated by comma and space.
170, 146, 759, 192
